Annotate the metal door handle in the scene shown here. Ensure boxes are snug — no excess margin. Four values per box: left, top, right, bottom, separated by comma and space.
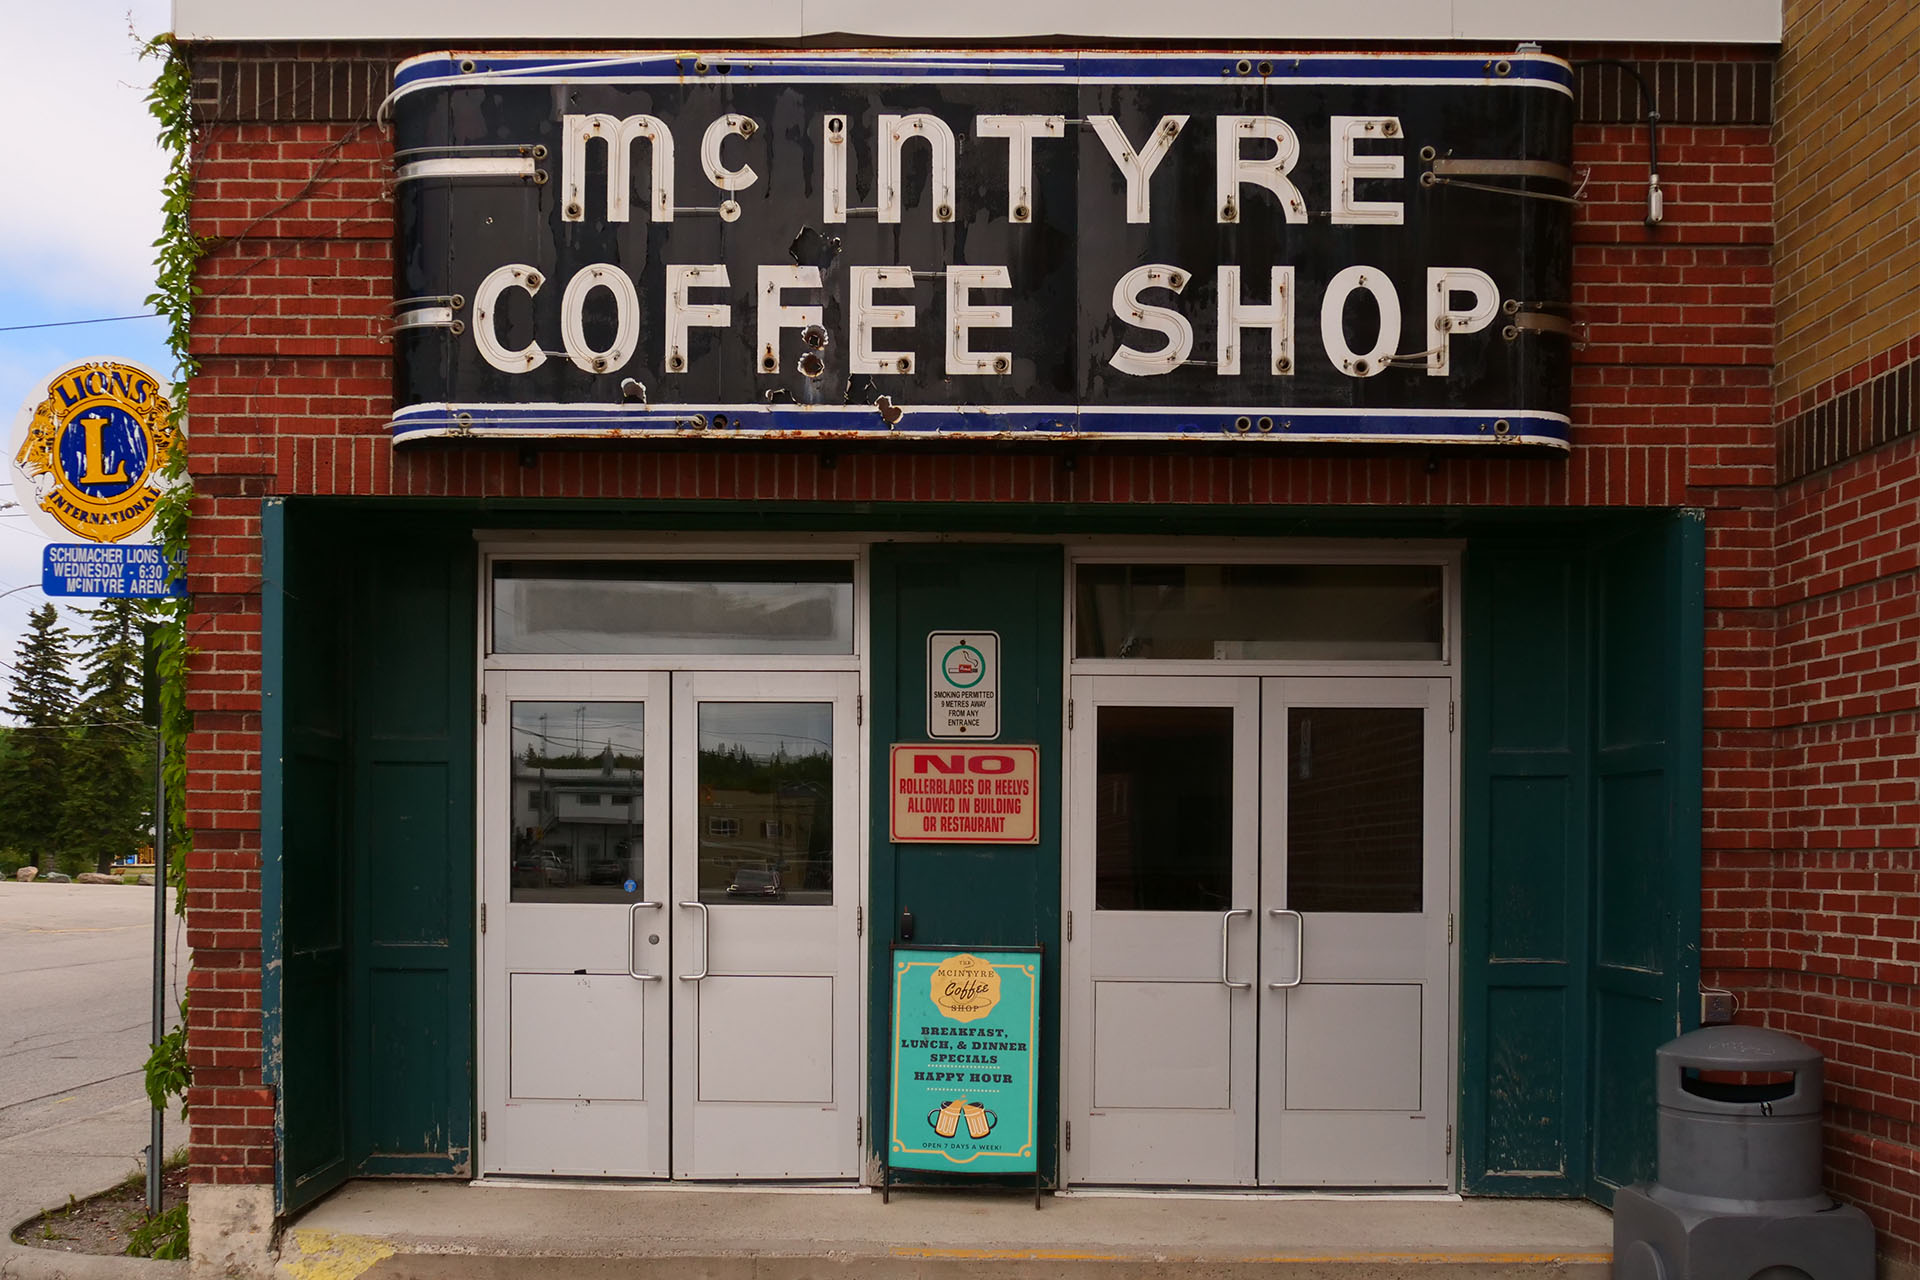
678, 900, 710, 981
1220, 908, 1252, 989
1268, 908, 1304, 989
627, 901, 661, 981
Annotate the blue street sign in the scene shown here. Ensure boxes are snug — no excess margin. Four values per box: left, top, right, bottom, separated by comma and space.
43, 544, 185, 598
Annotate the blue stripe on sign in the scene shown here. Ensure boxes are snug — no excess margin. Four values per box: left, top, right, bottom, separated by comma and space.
391, 52, 1573, 92
387, 403, 1571, 449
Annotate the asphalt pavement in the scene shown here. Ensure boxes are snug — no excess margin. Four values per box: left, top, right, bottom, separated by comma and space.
0, 880, 186, 1241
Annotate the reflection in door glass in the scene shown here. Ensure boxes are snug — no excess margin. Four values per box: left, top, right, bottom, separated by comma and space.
509, 702, 646, 905
697, 703, 833, 905
1287, 707, 1423, 913
1095, 706, 1234, 911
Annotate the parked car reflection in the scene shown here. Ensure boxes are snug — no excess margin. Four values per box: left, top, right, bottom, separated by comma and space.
511, 850, 570, 888
726, 862, 783, 899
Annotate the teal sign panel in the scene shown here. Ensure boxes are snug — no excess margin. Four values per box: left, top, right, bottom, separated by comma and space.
889, 947, 1040, 1173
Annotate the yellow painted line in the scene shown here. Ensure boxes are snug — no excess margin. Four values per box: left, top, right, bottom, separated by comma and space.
1225, 1254, 1614, 1265
280, 1228, 398, 1280
893, 1246, 1613, 1264
893, 1249, 1130, 1261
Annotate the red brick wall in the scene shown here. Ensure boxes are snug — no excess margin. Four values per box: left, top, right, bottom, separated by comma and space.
1762, 378, 1920, 1262
180, 43, 1804, 1212
1759, 0, 1920, 1256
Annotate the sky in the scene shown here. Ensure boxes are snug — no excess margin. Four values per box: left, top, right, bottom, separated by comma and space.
0, 1, 173, 709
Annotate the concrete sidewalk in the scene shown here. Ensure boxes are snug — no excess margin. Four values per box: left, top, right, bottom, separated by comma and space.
280, 1181, 1614, 1279
0, 883, 188, 1280
0, 1096, 184, 1280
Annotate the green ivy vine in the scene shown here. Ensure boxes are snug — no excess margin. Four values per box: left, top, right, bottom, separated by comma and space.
141, 31, 198, 902
137, 31, 199, 1177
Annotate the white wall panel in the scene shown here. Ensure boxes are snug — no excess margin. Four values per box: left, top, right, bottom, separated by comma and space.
171, 0, 1781, 44
1450, 0, 1780, 42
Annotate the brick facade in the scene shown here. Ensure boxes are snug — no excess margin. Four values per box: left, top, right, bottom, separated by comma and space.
1772, 0, 1920, 404
1762, 0, 1920, 1260
176, 27, 1919, 1266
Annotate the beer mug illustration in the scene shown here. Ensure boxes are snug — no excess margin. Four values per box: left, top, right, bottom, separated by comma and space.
963, 1103, 993, 1138
933, 1100, 965, 1137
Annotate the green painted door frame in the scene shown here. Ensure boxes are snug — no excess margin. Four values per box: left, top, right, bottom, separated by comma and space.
866, 543, 1065, 1186
263, 497, 1701, 1208
269, 504, 476, 1211
1458, 510, 1704, 1202
267, 498, 354, 1212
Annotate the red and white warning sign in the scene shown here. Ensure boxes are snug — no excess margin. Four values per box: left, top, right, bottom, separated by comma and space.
889, 744, 1040, 845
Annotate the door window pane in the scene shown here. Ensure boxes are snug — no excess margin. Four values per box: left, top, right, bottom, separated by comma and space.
697, 702, 834, 905
1286, 707, 1423, 912
1095, 705, 1234, 911
493, 561, 855, 655
1076, 563, 1443, 661
509, 702, 647, 904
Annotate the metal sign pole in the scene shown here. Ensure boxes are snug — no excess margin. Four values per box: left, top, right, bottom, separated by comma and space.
148, 731, 166, 1218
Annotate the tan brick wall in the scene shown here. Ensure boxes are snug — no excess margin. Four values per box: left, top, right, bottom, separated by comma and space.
1774, 0, 1920, 404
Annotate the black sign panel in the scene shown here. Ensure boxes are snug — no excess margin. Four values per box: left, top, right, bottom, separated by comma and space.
390, 52, 1573, 447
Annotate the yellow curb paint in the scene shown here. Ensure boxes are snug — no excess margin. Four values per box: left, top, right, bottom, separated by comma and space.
280, 1228, 397, 1280
892, 1247, 1613, 1264
893, 1249, 1131, 1261
1223, 1254, 1614, 1265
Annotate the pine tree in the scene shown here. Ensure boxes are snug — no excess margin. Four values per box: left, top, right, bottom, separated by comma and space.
61, 599, 153, 876
0, 604, 76, 869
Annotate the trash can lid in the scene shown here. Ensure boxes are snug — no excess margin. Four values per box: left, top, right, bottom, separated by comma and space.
1656, 1026, 1823, 1115
1655, 1026, 1822, 1071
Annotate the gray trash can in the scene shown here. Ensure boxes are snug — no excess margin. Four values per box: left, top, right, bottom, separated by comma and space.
1613, 1026, 1875, 1280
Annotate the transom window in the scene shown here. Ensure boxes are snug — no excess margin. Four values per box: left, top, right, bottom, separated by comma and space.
1075, 562, 1444, 662
491, 560, 855, 656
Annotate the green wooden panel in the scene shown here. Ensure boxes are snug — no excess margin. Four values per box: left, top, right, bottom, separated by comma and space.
273, 501, 354, 1213
1466, 517, 1704, 1204
366, 763, 452, 947
1596, 546, 1668, 751
281, 960, 346, 1202
346, 521, 477, 1179
284, 757, 345, 953
1483, 986, 1572, 1177
1487, 777, 1571, 961
1593, 770, 1668, 973
364, 969, 451, 1158
281, 745, 348, 1199
1589, 988, 1671, 1188
1486, 567, 1576, 755
1585, 514, 1704, 1202
1461, 541, 1590, 1197
867, 544, 1064, 1186
360, 557, 455, 740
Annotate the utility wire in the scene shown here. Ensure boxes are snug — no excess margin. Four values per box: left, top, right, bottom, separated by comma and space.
0, 313, 162, 334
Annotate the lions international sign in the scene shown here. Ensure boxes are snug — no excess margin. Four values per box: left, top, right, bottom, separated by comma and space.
389, 52, 1573, 447
11, 359, 174, 543
8, 358, 185, 598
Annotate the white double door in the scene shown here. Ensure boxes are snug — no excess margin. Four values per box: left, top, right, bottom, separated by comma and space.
479, 670, 861, 1179
1066, 675, 1452, 1187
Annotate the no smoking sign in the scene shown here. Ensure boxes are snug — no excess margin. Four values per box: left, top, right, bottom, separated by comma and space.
928, 631, 1000, 739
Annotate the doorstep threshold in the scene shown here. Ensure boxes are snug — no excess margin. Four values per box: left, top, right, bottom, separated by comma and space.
472, 1176, 870, 1194
291, 1177, 1613, 1272
1057, 1187, 1464, 1203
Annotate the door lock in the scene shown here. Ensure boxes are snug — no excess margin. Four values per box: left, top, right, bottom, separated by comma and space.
899, 908, 915, 941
